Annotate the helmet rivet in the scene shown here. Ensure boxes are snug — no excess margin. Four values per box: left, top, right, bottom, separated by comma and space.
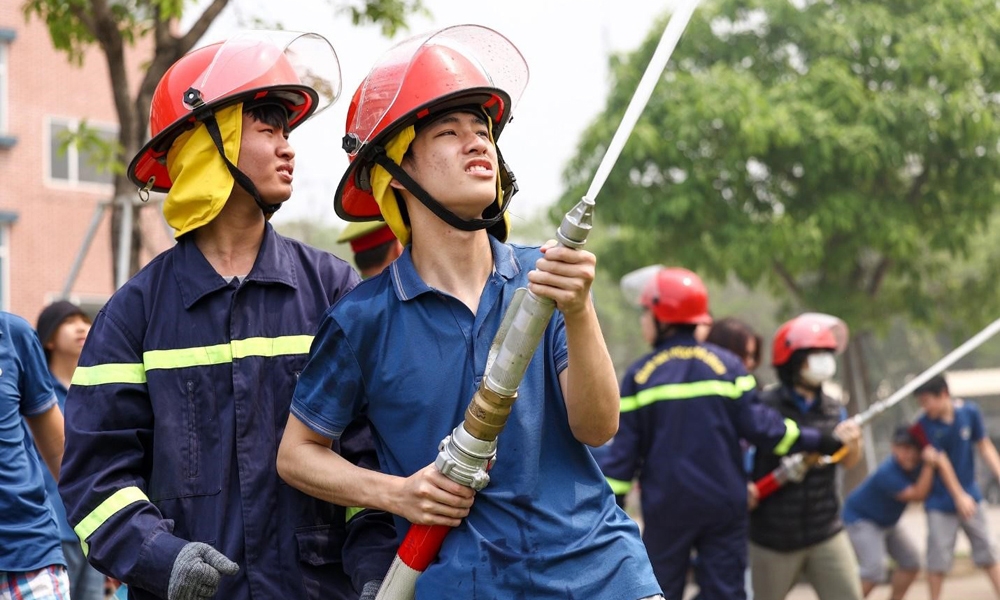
183, 87, 206, 109
342, 133, 361, 154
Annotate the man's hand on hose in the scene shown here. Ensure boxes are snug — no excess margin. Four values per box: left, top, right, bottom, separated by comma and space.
167, 542, 239, 600
833, 420, 861, 447
816, 430, 844, 456
528, 240, 596, 318
391, 463, 475, 527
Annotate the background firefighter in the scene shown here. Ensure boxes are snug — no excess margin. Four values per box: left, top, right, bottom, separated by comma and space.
58, 31, 395, 600
336, 221, 402, 279
748, 312, 864, 600
599, 266, 843, 600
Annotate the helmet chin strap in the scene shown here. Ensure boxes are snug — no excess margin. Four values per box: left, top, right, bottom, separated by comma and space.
371, 146, 509, 233
200, 112, 282, 216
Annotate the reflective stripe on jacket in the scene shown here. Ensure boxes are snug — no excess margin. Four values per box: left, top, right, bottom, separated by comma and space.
599, 335, 819, 525
59, 224, 396, 600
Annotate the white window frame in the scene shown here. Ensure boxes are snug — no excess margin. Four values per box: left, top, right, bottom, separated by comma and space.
0, 224, 10, 312
44, 116, 118, 190
0, 42, 8, 135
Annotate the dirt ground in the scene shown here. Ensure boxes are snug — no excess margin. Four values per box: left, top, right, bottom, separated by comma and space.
677, 503, 1000, 599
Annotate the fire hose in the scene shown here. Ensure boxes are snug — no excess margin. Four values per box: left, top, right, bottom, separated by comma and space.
374, 3, 704, 598
754, 316, 1000, 501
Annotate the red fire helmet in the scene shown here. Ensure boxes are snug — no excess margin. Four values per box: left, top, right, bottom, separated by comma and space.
128, 30, 341, 193
334, 24, 529, 222
771, 312, 850, 367
639, 267, 712, 325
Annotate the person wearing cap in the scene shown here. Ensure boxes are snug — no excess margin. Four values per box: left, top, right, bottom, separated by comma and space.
842, 425, 940, 599
910, 375, 1000, 600
31, 301, 104, 600
58, 32, 395, 600
337, 221, 402, 279
278, 25, 662, 599
598, 267, 842, 600
748, 312, 864, 600
0, 311, 66, 599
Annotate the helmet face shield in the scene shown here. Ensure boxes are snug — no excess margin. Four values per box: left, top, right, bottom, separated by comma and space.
346, 24, 529, 152
189, 30, 342, 122
620, 264, 665, 307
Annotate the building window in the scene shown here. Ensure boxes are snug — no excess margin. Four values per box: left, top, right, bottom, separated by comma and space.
0, 28, 14, 148
47, 118, 117, 186
0, 212, 17, 312
0, 42, 7, 134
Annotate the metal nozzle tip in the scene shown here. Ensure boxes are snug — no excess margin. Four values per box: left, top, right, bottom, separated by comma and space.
557, 197, 595, 249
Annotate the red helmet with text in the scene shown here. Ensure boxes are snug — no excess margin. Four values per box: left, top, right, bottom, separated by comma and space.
638, 267, 712, 325
128, 30, 341, 193
771, 312, 849, 367
334, 25, 529, 241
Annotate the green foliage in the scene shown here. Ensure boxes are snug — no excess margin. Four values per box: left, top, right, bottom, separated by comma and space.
556, 0, 1000, 336
56, 120, 126, 177
337, 0, 427, 37
22, 0, 179, 64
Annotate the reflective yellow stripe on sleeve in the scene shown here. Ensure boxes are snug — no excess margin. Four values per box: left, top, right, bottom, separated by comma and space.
71, 364, 147, 386
74, 486, 149, 556
345, 507, 365, 522
606, 477, 633, 495
774, 418, 801, 456
620, 375, 757, 413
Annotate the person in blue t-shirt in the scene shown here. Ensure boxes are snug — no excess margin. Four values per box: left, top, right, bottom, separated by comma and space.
844, 425, 940, 599
911, 374, 1000, 600
0, 311, 68, 599
33, 300, 106, 600
278, 25, 662, 600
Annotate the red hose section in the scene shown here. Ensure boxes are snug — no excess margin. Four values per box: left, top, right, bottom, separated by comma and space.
397, 523, 451, 571
754, 472, 781, 500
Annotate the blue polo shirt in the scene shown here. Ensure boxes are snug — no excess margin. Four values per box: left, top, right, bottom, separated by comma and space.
292, 237, 660, 600
917, 402, 985, 512
0, 312, 63, 572
843, 457, 919, 527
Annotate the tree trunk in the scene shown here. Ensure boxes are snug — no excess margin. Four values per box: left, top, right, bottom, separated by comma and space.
841, 331, 875, 495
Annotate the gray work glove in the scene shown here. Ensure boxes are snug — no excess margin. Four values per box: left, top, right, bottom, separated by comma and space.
167, 542, 239, 600
359, 579, 382, 600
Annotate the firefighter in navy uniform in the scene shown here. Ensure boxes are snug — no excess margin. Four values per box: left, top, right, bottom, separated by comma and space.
599, 267, 844, 600
748, 313, 864, 600
58, 32, 395, 600
336, 221, 402, 279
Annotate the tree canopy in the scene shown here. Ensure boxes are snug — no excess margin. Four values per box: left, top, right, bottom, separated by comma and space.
557, 0, 1000, 336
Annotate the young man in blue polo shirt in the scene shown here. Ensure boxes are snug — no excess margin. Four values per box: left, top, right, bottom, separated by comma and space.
843, 425, 939, 599
278, 25, 662, 599
0, 311, 67, 599
911, 375, 1000, 600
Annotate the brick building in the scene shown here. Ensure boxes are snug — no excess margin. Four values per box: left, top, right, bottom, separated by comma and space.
0, 6, 171, 325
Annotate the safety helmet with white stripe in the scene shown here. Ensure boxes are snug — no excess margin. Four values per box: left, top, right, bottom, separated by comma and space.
334, 25, 529, 245
128, 30, 341, 216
